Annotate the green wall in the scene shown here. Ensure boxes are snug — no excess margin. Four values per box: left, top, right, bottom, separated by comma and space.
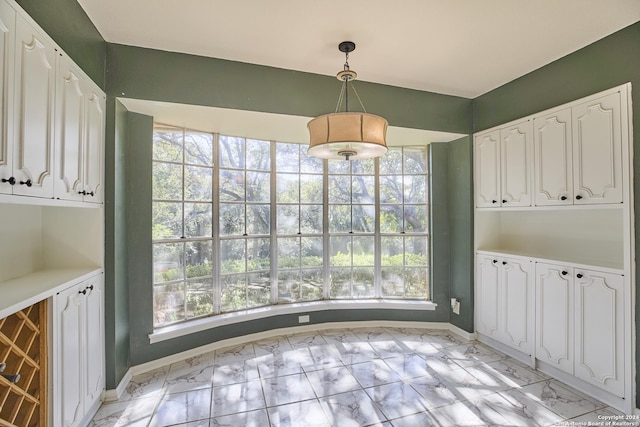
473, 21, 640, 407
15, 0, 105, 88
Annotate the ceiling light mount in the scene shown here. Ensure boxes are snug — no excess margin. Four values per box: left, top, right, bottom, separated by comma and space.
307, 41, 388, 161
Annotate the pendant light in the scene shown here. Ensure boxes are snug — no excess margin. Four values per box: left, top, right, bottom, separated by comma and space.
307, 41, 388, 161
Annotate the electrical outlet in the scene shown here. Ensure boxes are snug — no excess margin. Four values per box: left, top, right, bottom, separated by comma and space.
298, 315, 310, 323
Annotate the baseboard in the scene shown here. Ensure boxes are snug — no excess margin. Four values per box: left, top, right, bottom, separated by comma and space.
102, 368, 132, 402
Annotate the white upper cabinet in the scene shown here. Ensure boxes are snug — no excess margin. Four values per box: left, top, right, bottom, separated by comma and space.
12, 14, 55, 198
55, 55, 105, 203
534, 108, 573, 206
474, 130, 500, 207
475, 120, 532, 208
0, 1, 14, 193
572, 92, 622, 205
500, 120, 532, 207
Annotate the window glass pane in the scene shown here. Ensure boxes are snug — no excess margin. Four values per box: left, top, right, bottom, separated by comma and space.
381, 236, 403, 266
330, 268, 351, 298
221, 274, 246, 312
380, 175, 402, 204
153, 202, 182, 239
276, 143, 299, 173
220, 239, 245, 274
186, 240, 213, 278
353, 267, 375, 297
185, 166, 212, 201
277, 205, 299, 235
186, 278, 213, 319
405, 236, 428, 266
301, 237, 323, 267
404, 176, 426, 204
247, 204, 270, 235
246, 139, 271, 171
405, 268, 428, 298
184, 132, 213, 166
301, 269, 323, 300
219, 136, 245, 169
300, 148, 323, 173
351, 176, 375, 204
404, 205, 427, 232
300, 205, 322, 234
351, 205, 374, 233
300, 174, 322, 203
329, 175, 351, 203
220, 170, 244, 202
380, 148, 402, 175
352, 236, 374, 266
153, 282, 185, 326
404, 149, 427, 174
220, 204, 245, 235
380, 205, 402, 234
330, 236, 351, 266
247, 171, 270, 202
277, 173, 299, 203
153, 162, 182, 200
247, 271, 270, 306
247, 238, 270, 271
329, 205, 350, 233
351, 159, 374, 175
184, 203, 212, 238
153, 128, 182, 162
153, 243, 184, 283
381, 267, 404, 297
278, 237, 300, 269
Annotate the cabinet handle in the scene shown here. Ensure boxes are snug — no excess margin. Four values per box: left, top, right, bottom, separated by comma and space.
2, 373, 20, 383
87, 191, 94, 197
78, 190, 86, 195
576, 273, 583, 279
491, 200, 497, 204
19, 179, 32, 187
1, 177, 15, 185
561, 271, 568, 276
492, 259, 498, 264
79, 289, 87, 295
86, 285, 94, 291
502, 199, 507, 204
502, 261, 507, 265
560, 196, 567, 201
576, 195, 583, 200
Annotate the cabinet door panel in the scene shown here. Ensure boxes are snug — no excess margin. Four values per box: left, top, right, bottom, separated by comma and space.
83, 90, 104, 203
502, 258, 533, 353
536, 263, 573, 374
84, 276, 104, 406
534, 109, 572, 206
0, 1, 14, 193
476, 255, 499, 337
55, 58, 84, 201
474, 130, 500, 207
58, 285, 84, 427
572, 93, 622, 204
574, 270, 624, 396
500, 121, 531, 207
13, 18, 54, 197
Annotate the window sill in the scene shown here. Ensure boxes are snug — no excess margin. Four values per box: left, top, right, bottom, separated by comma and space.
149, 299, 437, 344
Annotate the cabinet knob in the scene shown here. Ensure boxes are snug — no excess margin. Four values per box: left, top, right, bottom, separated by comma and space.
577, 273, 584, 279
19, 179, 32, 187
86, 285, 94, 291
1, 177, 15, 185
576, 195, 583, 200
491, 200, 497, 204
560, 196, 567, 201
502, 199, 507, 204
502, 261, 507, 265
88, 191, 94, 197
492, 259, 498, 264
561, 271, 568, 276
79, 289, 87, 295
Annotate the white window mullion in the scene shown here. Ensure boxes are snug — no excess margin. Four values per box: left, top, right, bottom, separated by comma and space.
269, 141, 278, 304
212, 133, 221, 314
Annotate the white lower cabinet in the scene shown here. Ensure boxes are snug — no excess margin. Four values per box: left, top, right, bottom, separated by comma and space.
53, 273, 104, 427
476, 254, 534, 354
534, 262, 625, 397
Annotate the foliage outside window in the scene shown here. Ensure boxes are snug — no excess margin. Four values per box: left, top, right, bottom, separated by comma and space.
152, 125, 430, 327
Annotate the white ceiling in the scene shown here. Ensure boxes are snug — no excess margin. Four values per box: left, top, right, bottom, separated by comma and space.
78, 0, 640, 98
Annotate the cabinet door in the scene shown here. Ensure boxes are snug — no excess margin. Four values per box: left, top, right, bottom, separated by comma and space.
501, 258, 533, 354
0, 1, 14, 194
83, 275, 104, 409
476, 255, 500, 337
533, 108, 573, 206
474, 130, 500, 207
57, 283, 85, 427
13, 16, 55, 197
500, 120, 532, 207
574, 270, 624, 396
55, 55, 84, 201
535, 262, 573, 374
572, 93, 623, 204
83, 88, 104, 203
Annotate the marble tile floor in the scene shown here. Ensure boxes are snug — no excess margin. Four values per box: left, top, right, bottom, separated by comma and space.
89, 328, 630, 427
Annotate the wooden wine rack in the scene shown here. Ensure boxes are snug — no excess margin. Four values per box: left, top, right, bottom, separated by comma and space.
0, 301, 47, 427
